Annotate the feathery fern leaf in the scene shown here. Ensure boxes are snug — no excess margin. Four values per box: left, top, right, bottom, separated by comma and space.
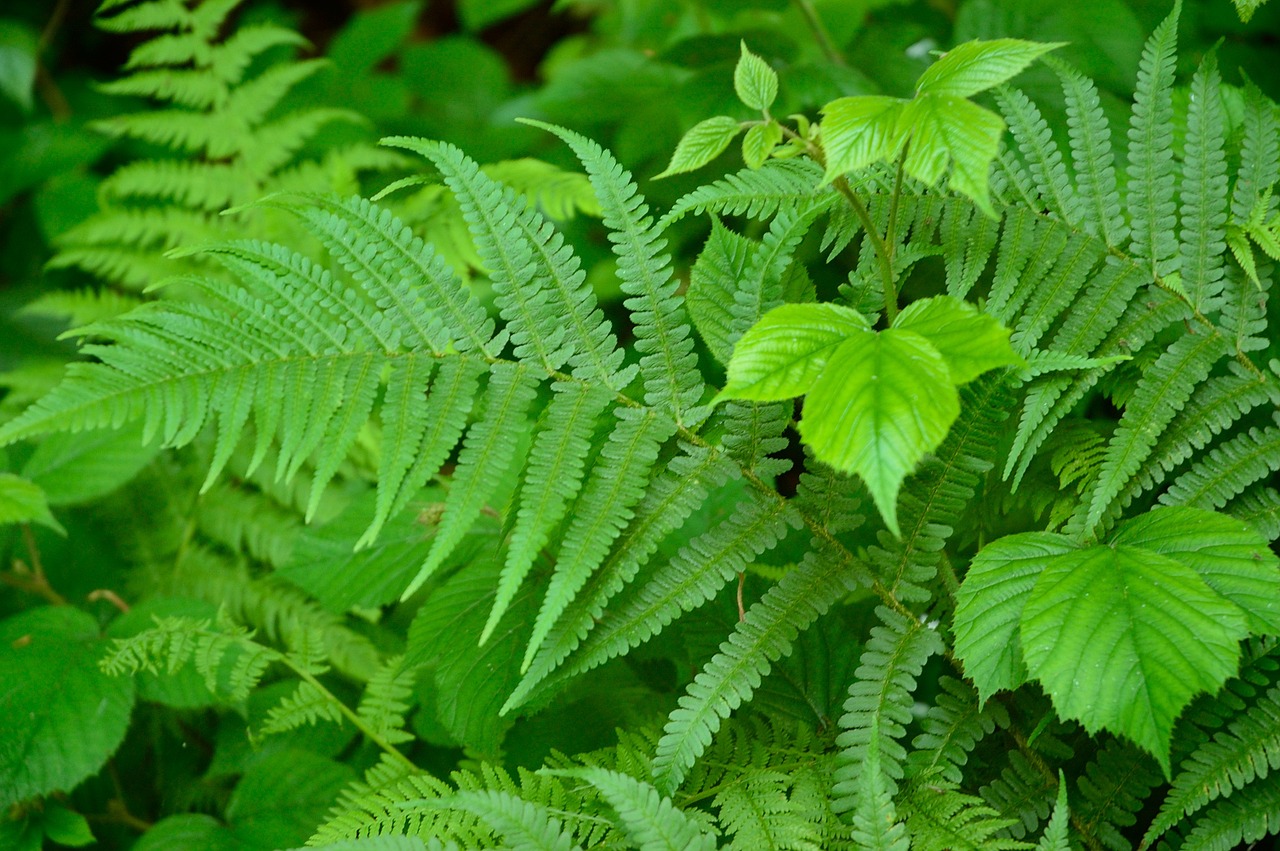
652, 548, 859, 794
831, 607, 944, 815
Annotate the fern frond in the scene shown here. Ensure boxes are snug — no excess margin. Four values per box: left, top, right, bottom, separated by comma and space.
1161, 417, 1280, 509
941, 198, 999, 300
257, 680, 344, 738
401, 138, 629, 387
1126, 1, 1181, 281
996, 87, 1081, 227
1073, 738, 1163, 851
552, 490, 796, 696
980, 750, 1060, 840
1231, 81, 1280, 224
504, 447, 738, 712
660, 159, 828, 227
523, 408, 674, 670
1168, 770, 1280, 851
848, 727, 908, 851
527, 120, 706, 426
728, 200, 830, 348
406, 363, 540, 599
831, 607, 944, 815
907, 677, 1008, 786
412, 790, 581, 851
486, 382, 613, 643
1079, 329, 1230, 533
901, 781, 1031, 851
357, 657, 418, 747
652, 548, 859, 794
565, 767, 717, 851
720, 400, 793, 480
1054, 61, 1127, 245
793, 455, 865, 536
1179, 54, 1230, 313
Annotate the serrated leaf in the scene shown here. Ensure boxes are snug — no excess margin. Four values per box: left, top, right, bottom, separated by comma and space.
656, 116, 742, 179
1021, 545, 1247, 775
742, 121, 783, 170
734, 42, 778, 112
892, 296, 1022, 383
953, 532, 1080, 703
820, 96, 908, 182
916, 39, 1064, 99
0, 473, 62, 533
1110, 506, 1280, 634
799, 329, 960, 536
899, 95, 1005, 217
715, 302, 869, 402
0, 607, 135, 807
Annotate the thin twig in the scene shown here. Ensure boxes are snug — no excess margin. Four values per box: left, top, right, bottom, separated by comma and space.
792, 0, 847, 67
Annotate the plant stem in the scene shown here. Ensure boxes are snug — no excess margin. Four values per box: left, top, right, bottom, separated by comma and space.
833, 176, 899, 323
792, 0, 847, 67
288, 664, 419, 774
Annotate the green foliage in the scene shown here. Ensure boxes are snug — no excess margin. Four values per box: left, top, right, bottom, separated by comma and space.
3, 0, 1280, 848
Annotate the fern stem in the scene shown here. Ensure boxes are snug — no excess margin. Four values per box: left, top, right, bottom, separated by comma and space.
286, 663, 418, 773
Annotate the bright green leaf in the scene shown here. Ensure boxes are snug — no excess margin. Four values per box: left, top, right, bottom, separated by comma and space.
39, 805, 95, 847
0, 473, 62, 533
799, 329, 959, 536
226, 750, 356, 849
0, 21, 38, 113
1110, 506, 1280, 635
953, 532, 1080, 703
916, 39, 1064, 99
22, 423, 160, 506
820, 95, 907, 183
0, 607, 135, 807
742, 121, 783, 170
1020, 545, 1248, 774
892, 296, 1022, 383
656, 116, 742, 179
899, 95, 1005, 217
734, 41, 778, 112
715, 302, 870, 403
131, 815, 239, 851
457, 0, 540, 31
1035, 772, 1071, 851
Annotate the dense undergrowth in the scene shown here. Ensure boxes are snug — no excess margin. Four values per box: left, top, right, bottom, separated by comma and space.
2, 0, 1280, 848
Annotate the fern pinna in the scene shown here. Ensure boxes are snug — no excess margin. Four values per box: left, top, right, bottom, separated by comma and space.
3, 0, 1280, 848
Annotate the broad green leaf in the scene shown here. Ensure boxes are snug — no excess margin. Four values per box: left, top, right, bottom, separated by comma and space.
39, 805, 94, 847
1110, 506, 1280, 634
0, 607, 135, 807
22, 423, 160, 505
742, 121, 783, 170
656, 116, 742, 179
953, 532, 1080, 702
0, 21, 37, 113
0, 472, 62, 532
892, 296, 1022, 383
226, 749, 355, 849
1020, 545, 1247, 774
799, 329, 959, 536
715, 302, 869, 402
129, 815, 239, 851
899, 95, 1005, 217
916, 39, 1064, 99
734, 42, 778, 112
820, 96, 907, 182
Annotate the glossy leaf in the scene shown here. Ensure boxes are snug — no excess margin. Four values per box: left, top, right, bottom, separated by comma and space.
742, 121, 782, 170
1110, 505, 1280, 634
734, 41, 778, 112
716, 302, 869, 402
1021, 545, 1247, 774
916, 39, 1064, 99
820, 96, 907, 183
953, 532, 1080, 702
0, 473, 62, 532
892, 296, 1022, 383
898, 95, 1006, 216
656, 116, 742, 179
799, 329, 959, 535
